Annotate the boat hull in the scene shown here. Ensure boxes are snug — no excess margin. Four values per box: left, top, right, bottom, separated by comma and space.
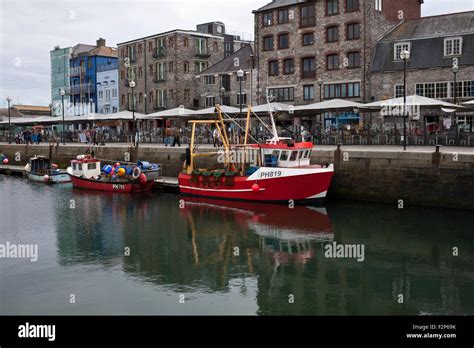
27, 172, 71, 184
178, 165, 334, 203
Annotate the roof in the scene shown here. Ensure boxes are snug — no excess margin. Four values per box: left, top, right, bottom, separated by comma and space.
200, 45, 254, 75
12, 105, 51, 112
380, 11, 474, 42
71, 43, 117, 58
254, 0, 302, 13
372, 12, 474, 72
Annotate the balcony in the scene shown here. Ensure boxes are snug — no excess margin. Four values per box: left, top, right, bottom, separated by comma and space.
70, 84, 96, 95
153, 74, 167, 83
153, 47, 167, 59
195, 51, 211, 58
70, 66, 85, 77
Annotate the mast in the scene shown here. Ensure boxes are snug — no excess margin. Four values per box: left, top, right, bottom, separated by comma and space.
266, 94, 279, 141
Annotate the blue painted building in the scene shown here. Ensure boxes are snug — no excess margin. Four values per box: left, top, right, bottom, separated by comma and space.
69, 38, 118, 114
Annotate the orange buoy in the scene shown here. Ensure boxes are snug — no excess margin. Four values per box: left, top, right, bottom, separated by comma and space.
252, 183, 260, 193
44, 175, 50, 182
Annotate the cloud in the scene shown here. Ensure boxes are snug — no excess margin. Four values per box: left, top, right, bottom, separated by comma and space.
0, 0, 472, 107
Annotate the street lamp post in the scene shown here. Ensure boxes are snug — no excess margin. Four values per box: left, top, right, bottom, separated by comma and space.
6, 97, 12, 144
237, 69, 244, 118
129, 80, 137, 146
452, 62, 459, 146
400, 49, 410, 151
317, 78, 324, 102
220, 87, 225, 105
60, 89, 66, 145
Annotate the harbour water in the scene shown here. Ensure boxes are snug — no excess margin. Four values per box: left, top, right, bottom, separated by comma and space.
1, 174, 473, 315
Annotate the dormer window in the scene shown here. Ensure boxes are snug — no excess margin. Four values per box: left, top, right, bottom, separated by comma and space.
444, 37, 462, 56
394, 42, 411, 61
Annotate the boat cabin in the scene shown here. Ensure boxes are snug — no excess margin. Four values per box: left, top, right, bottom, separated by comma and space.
29, 156, 51, 174
257, 140, 313, 168
70, 155, 101, 179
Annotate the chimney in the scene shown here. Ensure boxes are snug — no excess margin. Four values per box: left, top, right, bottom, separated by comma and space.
96, 38, 106, 47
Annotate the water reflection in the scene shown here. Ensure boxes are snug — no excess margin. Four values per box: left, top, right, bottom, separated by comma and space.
51, 190, 474, 315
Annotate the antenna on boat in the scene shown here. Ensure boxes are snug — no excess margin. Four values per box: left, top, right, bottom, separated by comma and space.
266, 94, 279, 143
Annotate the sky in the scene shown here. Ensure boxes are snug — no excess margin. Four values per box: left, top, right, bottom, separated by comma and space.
0, 0, 473, 107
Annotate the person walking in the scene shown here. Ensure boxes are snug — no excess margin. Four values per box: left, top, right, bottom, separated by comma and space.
165, 127, 173, 146
213, 127, 220, 148
172, 127, 181, 147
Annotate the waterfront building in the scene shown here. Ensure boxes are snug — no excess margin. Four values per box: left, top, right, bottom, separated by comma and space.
50, 46, 72, 117
195, 44, 257, 110
96, 61, 119, 115
371, 11, 474, 132
69, 38, 118, 115
0, 105, 51, 122
117, 22, 252, 114
253, 0, 423, 107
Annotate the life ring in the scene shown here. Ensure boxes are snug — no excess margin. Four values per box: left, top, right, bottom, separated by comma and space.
132, 167, 141, 180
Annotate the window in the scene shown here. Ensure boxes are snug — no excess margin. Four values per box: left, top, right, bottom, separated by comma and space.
304, 85, 314, 100
327, 54, 339, 70
184, 89, 190, 102
278, 33, 289, 49
205, 76, 216, 85
394, 42, 410, 60
300, 4, 316, 27
278, 9, 289, 24
326, 0, 339, 15
444, 37, 462, 56
237, 93, 247, 106
194, 61, 208, 73
269, 60, 279, 76
148, 42, 153, 52
347, 51, 361, 68
302, 57, 316, 78
416, 81, 473, 99
105, 89, 111, 102
138, 92, 143, 104
263, 12, 273, 26
324, 82, 360, 99
224, 42, 233, 58
138, 67, 143, 78
112, 89, 118, 99
213, 42, 219, 52
121, 94, 125, 105
290, 151, 298, 161
156, 62, 166, 81
346, 0, 359, 12
138, 44, 143, 57
326, 26, 339, 42
302, 33, 314, 46
263, 36, 274, 51
375, 0, 382, 11
436, 82, 448, 99
156, 89, 166, 108
280, 151, 289, 161
394, 85, 405, 98
98, 90, 103, 99
206, 96, 215, 107
184, 37, 189, 48
268, 87, 295, 102
347, 22, 360, 40
195, 37, 208, 55
184, 62, 189, 73
283, 59, 294, 75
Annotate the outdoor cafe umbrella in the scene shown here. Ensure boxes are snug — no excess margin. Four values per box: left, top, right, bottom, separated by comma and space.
294, 99, 368, 112
244, 102, 294, 113
193, 105, 240, 115
364, 95, 464, 110
144, 107, 196, 119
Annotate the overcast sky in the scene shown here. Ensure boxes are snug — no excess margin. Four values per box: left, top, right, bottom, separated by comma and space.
0, 0, 473, 107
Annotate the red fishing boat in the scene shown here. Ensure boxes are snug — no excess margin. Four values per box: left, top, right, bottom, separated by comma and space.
67, 155, 161, 193
178, 101, 334, 204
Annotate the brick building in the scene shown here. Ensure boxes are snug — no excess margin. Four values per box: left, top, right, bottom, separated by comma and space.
253, 0, 424, 105
371, 11, 474, 131
195, 44, 257, 111
117, 22, 251, 115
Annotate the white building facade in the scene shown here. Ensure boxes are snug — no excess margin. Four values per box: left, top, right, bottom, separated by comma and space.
96, 62, 119, 114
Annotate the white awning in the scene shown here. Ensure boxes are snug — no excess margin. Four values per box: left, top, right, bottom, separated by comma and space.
245, 102, 294, 113
294, 99, 367, 112
193, 105, 241, 115
144, 107, 196, 119
364, 95, 464, 109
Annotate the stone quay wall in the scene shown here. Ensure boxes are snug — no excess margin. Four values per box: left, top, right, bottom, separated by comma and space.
1, 144, 473, 210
